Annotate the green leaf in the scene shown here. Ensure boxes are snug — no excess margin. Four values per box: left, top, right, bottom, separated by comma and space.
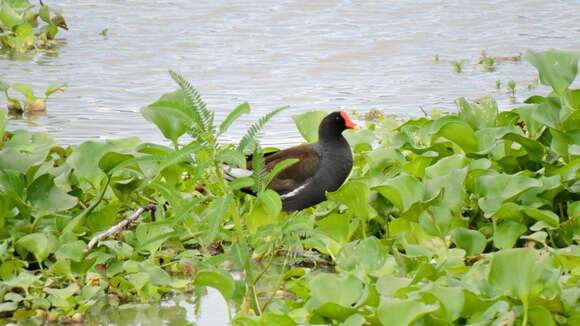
228, 177, 254, 191
476, 174, 542, 216
13, 23, 34, 49
336, 237, 389, 276
258, 189, 282, 217
230, 242, 248, 269
375, 275, 412, 297
217, 149, 246, 169
522, 207, 560, 227
0, 0, 23, 28
431, 116, 478, 153
55, 240, 86, 262
0, 302, 17, 313
16, 233, 49, 264
238, 106, 287, 154
126, 272, 149, 291
136, 223, 175, 252
0, 110, 6, 140
67, 141, 114, 186
45, 283, 79, 299
457, 96, 498, 130
45, 83, 67, 97
51, 12, 68, 30
561, 108, 580, 131
139, 262, 171, 286
259, 313, 296, 326
488, 248, 545, 300
194, 270, 235, 301
467, 301, 510, 325
525, 49, 579, 96
528, 305, 556, 326
219, 102, 250, 135
307, 273, 364, 309
378, 298, 438, 326
567, 88, 580, 110
205, 195, 232, 245
450, 227, 486, 256
98, 152, 134, 175
422, 284, 464, 321
327, 181, 375, 220
317, 213, 350, 245
27, 174, 77, 217
38, 5, 50, 23
140, 90, 194, 144
493, 220, 527, 249
12, 83, 36, 103
264, 158, 299, 186
373, 175, 424, 213
292, 110, 327, 143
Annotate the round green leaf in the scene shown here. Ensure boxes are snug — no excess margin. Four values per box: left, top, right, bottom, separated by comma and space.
16, 233, 49, 263
525, 49, 579, 96
451, 227, 486, 256
378, 298, 438, 326
194, 270, 235, 301
27, 174, 77, 217
292, 110, 327, 143
493, 220, 527, 250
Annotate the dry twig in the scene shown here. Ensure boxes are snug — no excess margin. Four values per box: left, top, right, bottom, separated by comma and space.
84, 204, 156, 252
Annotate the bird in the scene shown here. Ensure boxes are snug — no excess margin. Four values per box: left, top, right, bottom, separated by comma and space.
224, 111, 358, 212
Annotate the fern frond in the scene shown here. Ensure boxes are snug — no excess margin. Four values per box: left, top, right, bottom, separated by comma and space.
169, 70, 214, 136
251, 145, 266, 194
238, 106, 288, 154
155, 143, 202, 174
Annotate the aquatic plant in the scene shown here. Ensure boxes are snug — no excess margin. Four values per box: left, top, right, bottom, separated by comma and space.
0, 49, 578, 325
478, 51, 498, 72
508, 80, 516, 96
0, 0, 68, 52
451, 59, 467, 73
0, 79, 66, 113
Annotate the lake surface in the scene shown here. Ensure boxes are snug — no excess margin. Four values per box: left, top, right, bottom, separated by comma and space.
2, 1, 580, 324
2, 0, 580, 147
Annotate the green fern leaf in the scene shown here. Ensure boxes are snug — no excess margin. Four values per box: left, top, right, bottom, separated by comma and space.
238, 106, 288, 154
155, 143, 202, 174
168, 71, 215, 137
251, 145, 266, 194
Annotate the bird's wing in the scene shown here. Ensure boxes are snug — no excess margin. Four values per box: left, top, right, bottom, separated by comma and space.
258, 144, 321, 195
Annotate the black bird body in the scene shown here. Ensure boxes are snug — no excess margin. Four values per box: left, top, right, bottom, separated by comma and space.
226, 111, 357, 211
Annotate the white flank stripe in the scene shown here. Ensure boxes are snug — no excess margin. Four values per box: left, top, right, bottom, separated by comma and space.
280, 180, 311, 199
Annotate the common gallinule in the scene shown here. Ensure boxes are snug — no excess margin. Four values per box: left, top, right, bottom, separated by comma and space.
225, 111, 357, 211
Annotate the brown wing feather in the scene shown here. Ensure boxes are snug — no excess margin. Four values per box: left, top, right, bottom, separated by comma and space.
247, 144, 321, 195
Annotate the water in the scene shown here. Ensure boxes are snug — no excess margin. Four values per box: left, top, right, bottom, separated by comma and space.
2, 1, 580, 324
2, 0, 579, 147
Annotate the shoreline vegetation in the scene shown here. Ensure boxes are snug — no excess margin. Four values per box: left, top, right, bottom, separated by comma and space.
0, 49, 579, 325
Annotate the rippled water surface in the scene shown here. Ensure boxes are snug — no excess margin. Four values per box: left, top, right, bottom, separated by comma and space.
2, 0, 580, 147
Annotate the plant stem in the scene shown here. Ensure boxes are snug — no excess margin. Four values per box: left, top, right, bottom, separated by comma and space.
262, 247, 291, 311
522, 297, 528, 326
62, 175, 111, 233
252, 244, 276, 286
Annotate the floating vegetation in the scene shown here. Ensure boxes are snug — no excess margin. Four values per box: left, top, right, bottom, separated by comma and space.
0, 79, 66, 113
0, 49, 579, 325
0, 0, 68, 52
451, 59, 467, 73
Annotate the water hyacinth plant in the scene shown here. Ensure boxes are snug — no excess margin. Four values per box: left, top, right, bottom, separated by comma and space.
0, 0, 68, 52
0, 49, 578, 325
0, 79, 66, 113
